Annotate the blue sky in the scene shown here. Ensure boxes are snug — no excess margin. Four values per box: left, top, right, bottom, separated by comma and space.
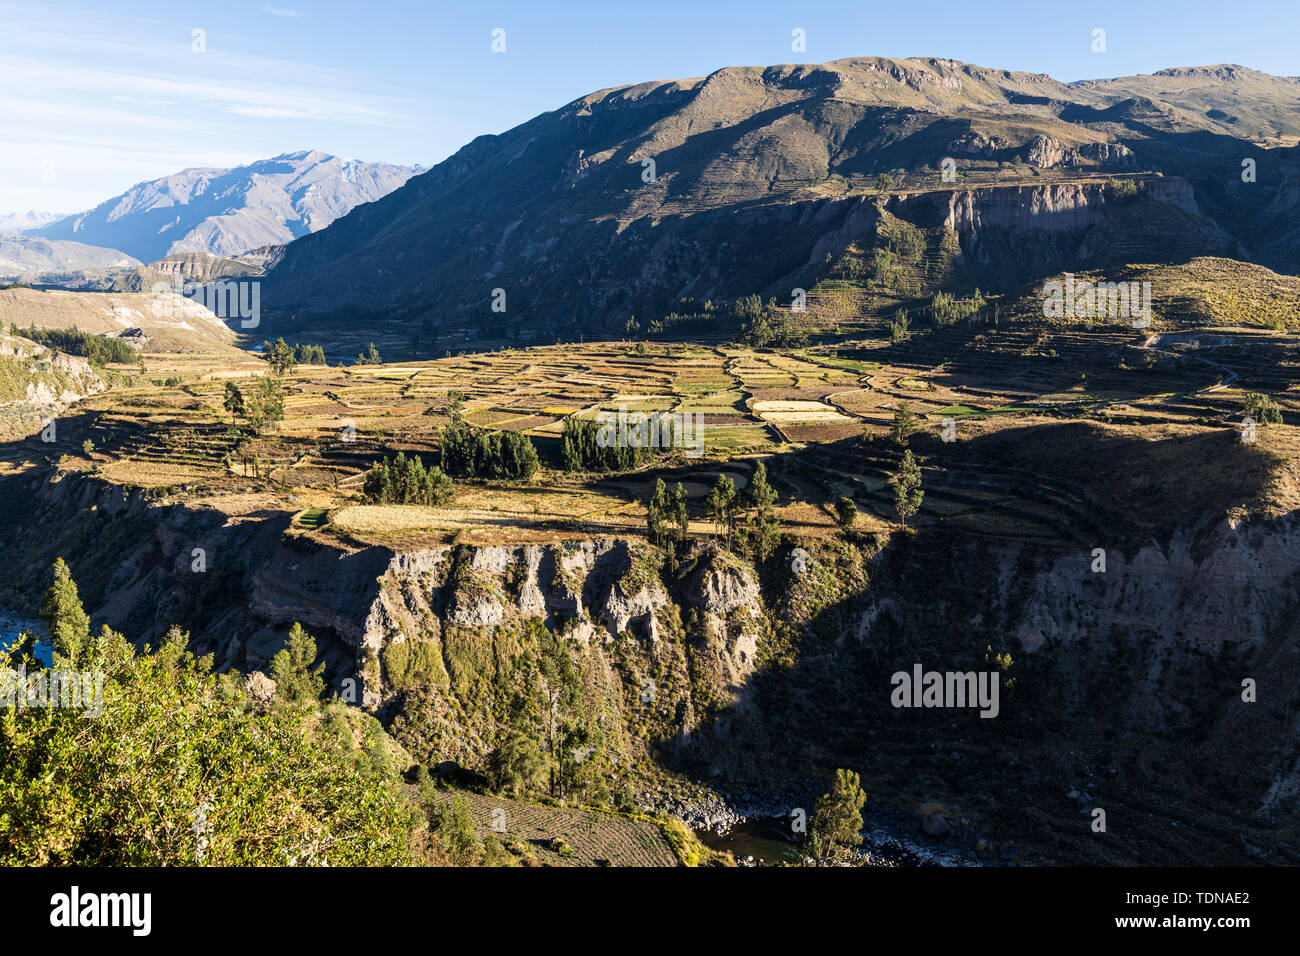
3, 0, 1297, 213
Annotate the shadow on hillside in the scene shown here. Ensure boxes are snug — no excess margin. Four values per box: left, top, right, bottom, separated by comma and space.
795, 416, 1281, 552
665, 464, 1298, 863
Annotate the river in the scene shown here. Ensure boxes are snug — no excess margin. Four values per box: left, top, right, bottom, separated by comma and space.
697, 816, 977, 867
0, 610, 52, 666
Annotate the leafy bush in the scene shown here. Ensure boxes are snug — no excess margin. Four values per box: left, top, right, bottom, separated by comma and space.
0, 627, 413, 865
1243, 392, 1283, 425
1103, 178, 1143, 202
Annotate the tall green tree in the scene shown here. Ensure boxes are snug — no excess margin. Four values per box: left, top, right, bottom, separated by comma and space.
891, 401, 919, 445
808, 768, 867, 865
222, 381, 245, 424
745, 461, 779, 561
488, 730, 546, 796
891, 449, 924, 528
671, 482, 689, 546
706, 474, 739, 550
536, 635, 582, 802
1243, 392, 1283, 425
244, 376, 285, 433
834, 495, 857, 535
265, 337, 297, 375
270, 623, 325, 705
647, 478, 672, 548
39, 558, 90, 667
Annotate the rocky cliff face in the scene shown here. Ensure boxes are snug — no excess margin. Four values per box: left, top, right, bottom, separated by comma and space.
920, 178, 1199, 234
1006, 517, 1300, 655
879, 177, 1235, 288
1024, 135, 1136, 170
0, 336, 105, 440
352, 538, 757, 708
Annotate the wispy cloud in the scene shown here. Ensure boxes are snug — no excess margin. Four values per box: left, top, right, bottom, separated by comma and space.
261, 6, 301, 17
0, 5, 424, 208
2, 59, 408, 127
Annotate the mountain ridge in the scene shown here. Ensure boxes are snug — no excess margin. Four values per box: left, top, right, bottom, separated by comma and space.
260, 57, 1300, 337
33, 150, 425, 263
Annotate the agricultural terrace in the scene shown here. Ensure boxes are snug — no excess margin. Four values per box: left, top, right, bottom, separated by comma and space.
16, 308, 1300, 551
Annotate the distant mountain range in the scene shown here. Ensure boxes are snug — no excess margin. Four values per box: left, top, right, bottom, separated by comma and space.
30, 150, 425, 264
258, 59, 1300, 337
0, 211, 63, 233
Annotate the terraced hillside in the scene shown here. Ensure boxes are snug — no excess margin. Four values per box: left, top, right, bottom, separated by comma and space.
2, 242, 1298, 868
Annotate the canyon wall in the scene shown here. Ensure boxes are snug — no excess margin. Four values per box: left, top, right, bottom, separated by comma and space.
4, 472, 1297, 859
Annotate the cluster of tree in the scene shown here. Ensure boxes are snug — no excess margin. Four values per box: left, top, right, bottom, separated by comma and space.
14, 325, 137, 366
262, 337, 326, 372
222, 377, 285, 433
294, 342, 327, 365
888, 307, 910, 344
413, 783, 510, 866
363, 452, 454, 506
560, 416, 652, 472
638, 297, 722, 338
873, 247, 894, 284
726, 293, 810, 349
645, 478, 689, 560
1103, 178, 1144, 203
485, 621, 602, 805
704, 474, 740, 549
440, 420, 539, 480
702, 461, 781, 560
878, 217, 926, 262
742, 308, 809, 349
829, 250, 870, 281
929, 289, 986, 327
355, 342, 382, 366
0, 560, 415, 865
621, 314, 665, 340
639, 294, 821, 345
